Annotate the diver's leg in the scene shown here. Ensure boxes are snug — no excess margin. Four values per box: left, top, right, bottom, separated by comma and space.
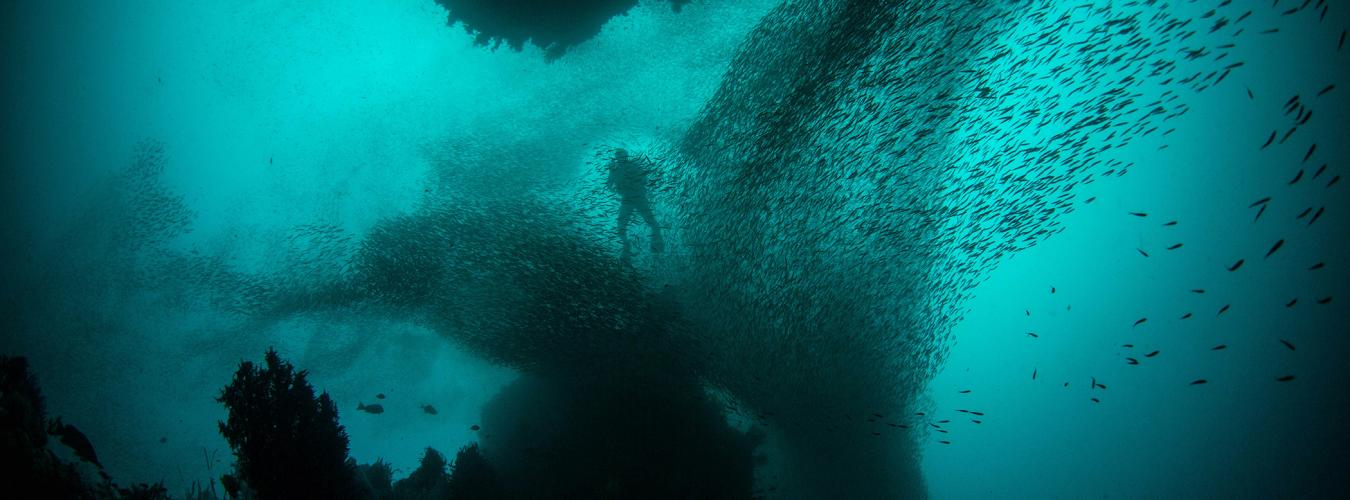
636, 201, 663, 253
618, 201, 634, 261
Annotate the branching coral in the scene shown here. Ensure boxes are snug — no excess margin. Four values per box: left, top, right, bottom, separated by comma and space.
216, 349, 365, 499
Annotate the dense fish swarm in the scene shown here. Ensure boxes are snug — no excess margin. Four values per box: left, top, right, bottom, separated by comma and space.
1, 0, 1342, 498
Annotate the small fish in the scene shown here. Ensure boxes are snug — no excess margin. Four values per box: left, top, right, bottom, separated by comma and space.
1228, 259, 1245, 271
1163, 220, 1178, 226
937, 419, 951, 424
1254, 204, 1267, 222
1316, 296, 1332, 304
1145, 350, 1160, 358
1026, 332, 1039, 338
1192, 289, 1205, 294
1289, 170, 1304, 185
357, 402, 384, 414
1329, 175, 1341, 188
969, 411, 984, 416
1309, 262, 1326, 270
1189, 379, 1208, 386
1122, 344, 1134, 348
1260, 130, 1276, 149
48, 418, 100, 468
1313, 164, 1328, 179
1246, 87, 1254, 99
1279, 339, 1296, 351
1129, 212, 1148, 217
1307, 206, 1324, 226
1286, 298, 1298, 308
958, 389, 971, 394
971, 420, 982, 424
1249, 197, 1271, 208
1051, 286, 1056, 294
1211, 344, 1227, 350
1317, 85, 1335, 97
939, 440, 951, 445
1137, 248, 1150, 258
1180, 312, 1193, 319
1276, 375, 1295, 382
470, 425, 481, 431
1217, 304, 1230, 315
1091, 397, 1101, 403
421, 404, 438, 415
1264, 239, 1285, 259
1126, 358, 1140, 365
376, 393, 386, 400
1303, 144, 1317, 163
1031, 368, 1037, 380
1167, 243, 1183, 250
1085, 196, 1097, 204
1133, 317, 1148, 327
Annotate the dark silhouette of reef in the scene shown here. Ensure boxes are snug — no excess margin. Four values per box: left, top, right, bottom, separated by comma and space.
435, 0, 693, 60
211, 349, 753, 499
1, 355, 172, 500
215, 348, 367, 499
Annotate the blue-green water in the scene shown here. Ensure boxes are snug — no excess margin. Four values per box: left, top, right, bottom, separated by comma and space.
2, 1, 1346, 499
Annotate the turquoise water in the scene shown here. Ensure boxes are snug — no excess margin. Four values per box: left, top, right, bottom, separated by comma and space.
2, 1, 1346, 499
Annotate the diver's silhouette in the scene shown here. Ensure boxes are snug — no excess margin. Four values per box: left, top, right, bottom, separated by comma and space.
607, 148, 663, 260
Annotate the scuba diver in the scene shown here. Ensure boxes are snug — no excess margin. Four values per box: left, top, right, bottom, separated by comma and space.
606, 148, 664, 261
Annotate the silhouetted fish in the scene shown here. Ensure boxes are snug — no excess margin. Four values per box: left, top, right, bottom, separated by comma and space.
421, 404, 438, 415
1286, 298, 1298, 308
1137, 248, 1150, 257
1189, 379, 1208, 386
376, 393, 386, 400
1129, 212, 1148, 217
1211, 345, 1226, 350
1180, 312, 1193, 319
1133, 317, 1148, 327
1228, 259, 1245, 271
48, 418, 100, 468
1307, 206, 1324, 226
1316, 297, 1332, 304
470, 425, 481, 431
1264, 239, 1284, 259
1276, 375, 1295, 382
1279, 339, 1295, 351
357, 402, 384, 414
1217, 304, 1230, 315
1145, 350, 1160, 358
